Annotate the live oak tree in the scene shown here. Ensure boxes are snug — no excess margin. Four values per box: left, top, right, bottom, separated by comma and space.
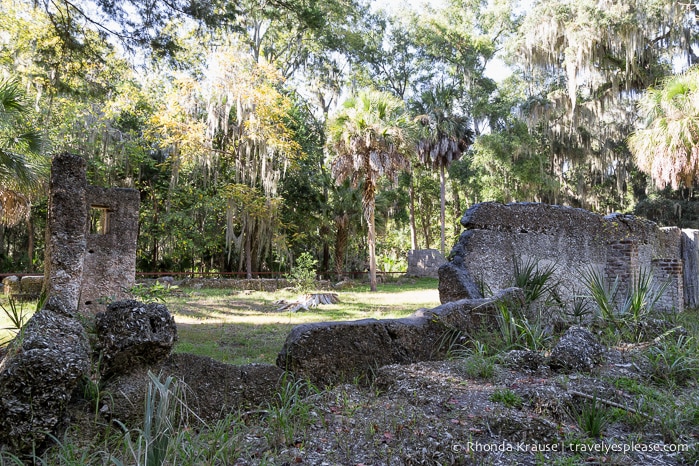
513, 0, 697, 210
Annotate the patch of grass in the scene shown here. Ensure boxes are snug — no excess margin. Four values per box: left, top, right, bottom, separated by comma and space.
570, 395, 609, 439
265, 375, 318, 448
646, 335, 699, 386
489, 388, 523, 409
454, 341, 497, 380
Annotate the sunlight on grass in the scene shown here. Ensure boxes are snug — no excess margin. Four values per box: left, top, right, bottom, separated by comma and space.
0, 297, 38, 346
165, 278, 440, 365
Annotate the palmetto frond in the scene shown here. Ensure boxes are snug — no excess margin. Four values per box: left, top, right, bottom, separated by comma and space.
412, 84, 473, 169
629, 67, 699, 190
327, 89, 414, 189
0, 79, 48, 226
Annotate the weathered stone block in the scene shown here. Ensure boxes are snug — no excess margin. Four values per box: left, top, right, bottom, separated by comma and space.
277, 288, 523, 386
2, 275, 19, 296
100, 354, 283, 426
548, 326, 604, 373
444, 202, 685, 312
406, 249, 446, 278
95, 300, 177, 377
0, 309, 90, 454
20, 275, 43, 298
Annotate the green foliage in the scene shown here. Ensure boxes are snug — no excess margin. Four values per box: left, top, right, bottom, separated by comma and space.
266, 375, 318, 447
565, 296, 594, 325
581, 266, 670, 341
454, 340, 497, 380
489, 388, 523, 409
646, 335, 699, 386
630, 67, 699, 190
287, 252, 318, 294
0, 78, 48, 226
0, 297, 27, 339
570, 395, 609, 439
513, 256, 560, 306
129, 282, 177, 304
580, 266, 621, 331
495, 301, 552, 352
117, 372, 179, 466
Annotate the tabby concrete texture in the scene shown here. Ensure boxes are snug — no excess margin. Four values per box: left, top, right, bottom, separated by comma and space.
81, 185, 139, 313
277, 288, 524, 386
42, 153, 139, 315
43, 153, 88, 313
441, 202, 695, 312
0, 309, 90, 454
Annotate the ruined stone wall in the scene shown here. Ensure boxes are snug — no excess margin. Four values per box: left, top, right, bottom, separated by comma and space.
43, 153, 140, 315
44, 153, 88, 312
80, 186, 140, 313
406, 249, 446, 278
440, 202, 689, 312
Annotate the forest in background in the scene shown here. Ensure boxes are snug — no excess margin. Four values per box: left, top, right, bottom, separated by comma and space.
0, 0, 698, 277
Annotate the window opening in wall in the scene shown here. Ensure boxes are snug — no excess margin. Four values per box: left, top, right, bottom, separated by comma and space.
89, 206, 111, 234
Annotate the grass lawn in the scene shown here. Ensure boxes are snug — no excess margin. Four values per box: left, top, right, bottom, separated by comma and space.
166, 277, 440, 365
0, 278, 440, 365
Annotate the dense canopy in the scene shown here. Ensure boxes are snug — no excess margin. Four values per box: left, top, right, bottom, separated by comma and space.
0, 0, 698, 275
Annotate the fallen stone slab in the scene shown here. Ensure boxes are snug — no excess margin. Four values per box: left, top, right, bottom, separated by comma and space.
100, 353, 284, 426
276, 288, 524, 386
0, 309, 90, 454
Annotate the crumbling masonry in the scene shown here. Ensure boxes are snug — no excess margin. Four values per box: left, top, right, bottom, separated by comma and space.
43, 153, 139, 314
439, 202, 699, 313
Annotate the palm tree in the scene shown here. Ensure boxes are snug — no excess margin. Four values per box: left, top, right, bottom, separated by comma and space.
327, 90, 414, 291
0, 79, 47, 226
412, 85, 473, 255
629, 67, 699, 191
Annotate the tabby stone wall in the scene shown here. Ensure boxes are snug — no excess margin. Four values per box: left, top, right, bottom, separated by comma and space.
43, 153, 139, 315
442, 202, 697, 312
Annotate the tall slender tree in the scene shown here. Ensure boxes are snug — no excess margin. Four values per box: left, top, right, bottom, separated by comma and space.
327, 90, 414, 291
412, 84, 473, 255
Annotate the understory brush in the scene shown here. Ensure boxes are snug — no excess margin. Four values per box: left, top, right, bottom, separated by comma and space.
453, 340, 498, 380
581, 266, 670, 343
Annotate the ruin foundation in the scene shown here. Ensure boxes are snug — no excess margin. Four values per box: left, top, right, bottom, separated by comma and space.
440, 202, 699, 313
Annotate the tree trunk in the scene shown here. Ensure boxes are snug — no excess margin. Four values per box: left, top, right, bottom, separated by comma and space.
334, 214, 349, 279
320, 224, 330, 279
151, 194, 159, 270
245, 225, 253, 279
367, 204, 377, 292
363, 183, 378, 292
440, 163, 446, 256
409, 173, 418, 250
27, 216, 34, 272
